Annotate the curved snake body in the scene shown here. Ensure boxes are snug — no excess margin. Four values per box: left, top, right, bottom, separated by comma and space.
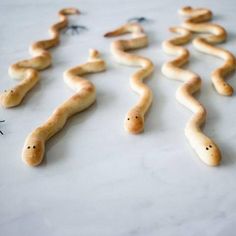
0, 8, 79, 108
179, 6, 236, 96
104, 23, 154, 134
22, 49, 106, 166
162, 27, 221, 166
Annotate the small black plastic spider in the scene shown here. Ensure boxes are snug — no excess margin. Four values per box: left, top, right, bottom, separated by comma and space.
64, 25, 88, 35
0, 120, 5, 135
128, 17, 148, 23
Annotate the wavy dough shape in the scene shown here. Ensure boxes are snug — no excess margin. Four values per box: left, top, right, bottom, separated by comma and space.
22, 49, 106, 166
104, 23, 154, 134
162, 27, 221, 166
0, 8, 79, 108
179, 6, 236, 96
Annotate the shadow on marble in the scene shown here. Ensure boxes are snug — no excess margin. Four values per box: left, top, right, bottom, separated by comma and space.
44, 101, 99, 166
43, 87, 116, 166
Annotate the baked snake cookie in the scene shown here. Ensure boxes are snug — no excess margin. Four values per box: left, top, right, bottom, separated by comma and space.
162, 27, 221, 166
22, 49, 106, 166
104, 23, 154, 134
0, 8, 79, 108
179, 6, 236, 96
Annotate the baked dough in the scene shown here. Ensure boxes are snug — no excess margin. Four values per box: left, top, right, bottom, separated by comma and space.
179, 6, 236, 96
104, 23, 154, 134
162, 27, 221, 166
22, 49, 106, 166
0, 8, 79, 108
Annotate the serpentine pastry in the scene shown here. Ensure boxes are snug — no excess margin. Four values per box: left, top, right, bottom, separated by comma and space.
0, 8, 79, 108
179, 6, 236, 96
22, 49, 106, 166
162, 27, 221, 166
104, 23, 154, 134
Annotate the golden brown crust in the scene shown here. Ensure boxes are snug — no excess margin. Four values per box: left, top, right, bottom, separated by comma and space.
179, 6, 236, 96
0, 8, 79, 108
22, 49, 106, 167
104, 23, 153, 134
162, 26, 221, 166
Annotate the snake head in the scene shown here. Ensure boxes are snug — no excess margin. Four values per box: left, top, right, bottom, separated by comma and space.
124, 108, 144, 134
216, 82, 233, 96
196, 140, 221, 166
22, 137, 45, 166
0, 89, 21, 108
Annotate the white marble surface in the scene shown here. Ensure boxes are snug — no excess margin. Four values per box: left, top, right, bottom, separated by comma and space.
0, 0, 236, 235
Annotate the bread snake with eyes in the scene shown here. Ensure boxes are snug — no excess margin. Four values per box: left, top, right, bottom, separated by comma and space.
162, 27, 221, 166
0, 8, 79, 108
104, 23, 154, 134
22, 49, 106, 166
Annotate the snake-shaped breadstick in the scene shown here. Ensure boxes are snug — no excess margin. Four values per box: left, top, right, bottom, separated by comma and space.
104, 23, 154, 134
22, 49, 106, 166
0, 8, 79, 108
162, 27, 221, 166
179, 6, 236, 96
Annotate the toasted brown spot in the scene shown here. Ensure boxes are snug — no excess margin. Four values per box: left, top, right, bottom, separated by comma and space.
83, 84, 95, 93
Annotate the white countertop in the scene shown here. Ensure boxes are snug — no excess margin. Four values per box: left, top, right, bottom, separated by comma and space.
1, 0, 236, 235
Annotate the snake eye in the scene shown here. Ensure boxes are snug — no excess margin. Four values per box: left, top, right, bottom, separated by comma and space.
127, 118, 130, 120
27, 146, 30, 149
10, 90, 13, 93
206, 147, 209, 150
33, 146, 36, 149
209, 145, 212, 148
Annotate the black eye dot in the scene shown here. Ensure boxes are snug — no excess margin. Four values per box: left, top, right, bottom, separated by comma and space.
209, 145, 212, 148
33, 146, 36, 149
127, 118, 130, 120
206, 147, 209, 150
27, 146, 30, 149
10, 90, 13, 93
135, 116, 138, 119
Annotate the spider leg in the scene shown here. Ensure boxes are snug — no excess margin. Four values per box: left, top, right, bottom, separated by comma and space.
78, 25, 87, 30
138, 17, 147, 22
128, 17, 139, 22
0, 130, 3, 135
0, 120, 5, 122
128, 17, 148, 23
